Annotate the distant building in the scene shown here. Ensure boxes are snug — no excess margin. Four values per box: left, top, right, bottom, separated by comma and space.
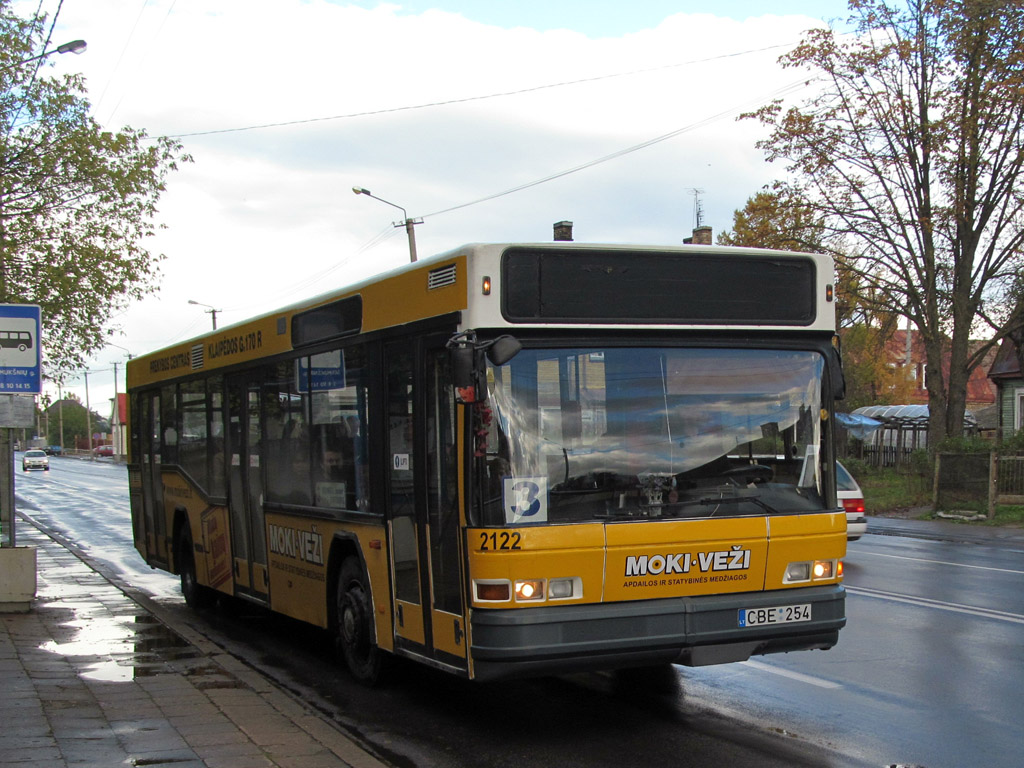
110, 393, 128, 458
987, 337, 1024, 437
876, 329, 997, 409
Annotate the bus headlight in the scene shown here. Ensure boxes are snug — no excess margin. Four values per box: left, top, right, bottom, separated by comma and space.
784, 560, 839, 584
812, 560, 834, 579
548, 577, 581, 600
514, 579, 545, 601
784, 562, 811, 583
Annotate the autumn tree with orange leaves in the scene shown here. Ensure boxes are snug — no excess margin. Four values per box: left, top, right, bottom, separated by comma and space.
742, 0, 1024, 444
719, 189, 914, 409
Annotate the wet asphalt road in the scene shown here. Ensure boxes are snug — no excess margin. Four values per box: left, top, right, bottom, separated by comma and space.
14, 455, 1024, 768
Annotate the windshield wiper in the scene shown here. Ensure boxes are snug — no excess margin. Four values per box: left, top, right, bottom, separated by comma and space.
665, 493, 783, 517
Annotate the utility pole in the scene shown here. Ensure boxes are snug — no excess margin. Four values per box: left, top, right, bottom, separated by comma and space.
84, 371, 92, 459
188, 300, 220, 330
58, 384, 64, 453
112, 361, 123, 457
352, 187, 421, 263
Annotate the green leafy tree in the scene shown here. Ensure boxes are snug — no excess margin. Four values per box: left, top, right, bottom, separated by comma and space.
43, 395, 105, 449
0, 2, 189, 378
743, 0, 1024, 444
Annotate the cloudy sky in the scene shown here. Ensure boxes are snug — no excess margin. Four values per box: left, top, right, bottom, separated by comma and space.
23, 0, 853, 415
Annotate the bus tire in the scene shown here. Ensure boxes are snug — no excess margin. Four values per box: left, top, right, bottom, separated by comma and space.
336, 557, 384, 685
178, 530, 213, 610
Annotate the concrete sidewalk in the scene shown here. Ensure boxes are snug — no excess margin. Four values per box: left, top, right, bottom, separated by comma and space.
0, 525, 389, 768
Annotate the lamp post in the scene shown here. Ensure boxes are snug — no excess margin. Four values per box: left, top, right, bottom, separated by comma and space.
352, 186, 421, 263
1, 39, 87, 71
188, 300, 220, 330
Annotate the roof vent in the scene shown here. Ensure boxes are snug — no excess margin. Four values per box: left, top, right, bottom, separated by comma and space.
191, 344, 204, 370
428, 263, 457, 290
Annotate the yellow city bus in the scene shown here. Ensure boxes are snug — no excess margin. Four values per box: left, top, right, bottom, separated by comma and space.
126, 242, 847, 683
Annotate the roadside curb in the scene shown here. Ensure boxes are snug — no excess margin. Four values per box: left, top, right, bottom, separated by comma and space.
867, 515, 1024, 547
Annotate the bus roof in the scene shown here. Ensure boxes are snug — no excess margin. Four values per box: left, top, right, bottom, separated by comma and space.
127, 243, 836, 390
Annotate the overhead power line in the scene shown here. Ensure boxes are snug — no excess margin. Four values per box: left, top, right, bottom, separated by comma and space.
419, 76, 813, 220
158, 42, 795, 140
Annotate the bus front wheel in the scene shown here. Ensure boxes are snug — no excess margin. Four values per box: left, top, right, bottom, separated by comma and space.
178, 530, 213, 610
336, 557, 384, 685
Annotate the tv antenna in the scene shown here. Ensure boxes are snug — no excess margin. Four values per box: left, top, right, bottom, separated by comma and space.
689, 188, 705, 229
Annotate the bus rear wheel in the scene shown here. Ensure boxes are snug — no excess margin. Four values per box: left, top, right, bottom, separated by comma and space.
336, 557, 384, 685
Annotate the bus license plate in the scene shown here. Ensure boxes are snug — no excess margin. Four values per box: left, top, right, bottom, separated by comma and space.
739, 604, 811, 627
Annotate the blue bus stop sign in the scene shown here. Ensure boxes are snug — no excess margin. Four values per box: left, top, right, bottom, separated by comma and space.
0, 304, 42, 395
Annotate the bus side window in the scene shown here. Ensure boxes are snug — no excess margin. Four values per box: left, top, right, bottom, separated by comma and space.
310, 345, 369, 511
264, 360, 311, 506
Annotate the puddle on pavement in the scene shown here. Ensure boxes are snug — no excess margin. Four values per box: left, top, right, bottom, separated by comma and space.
40, 611, 213, 683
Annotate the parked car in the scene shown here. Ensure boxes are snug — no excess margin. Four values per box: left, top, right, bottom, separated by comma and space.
837, 461, 867, 541
93, 444, 114, 457
22, 449, 50, 472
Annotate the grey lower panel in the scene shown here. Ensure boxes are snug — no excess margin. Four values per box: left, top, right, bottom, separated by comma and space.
470, 584, 844, 681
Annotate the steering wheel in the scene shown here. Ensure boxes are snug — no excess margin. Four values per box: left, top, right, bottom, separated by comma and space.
721, 464, 774, 485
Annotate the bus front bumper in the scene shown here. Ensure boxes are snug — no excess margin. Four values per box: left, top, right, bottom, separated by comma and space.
469, 584, 845, 681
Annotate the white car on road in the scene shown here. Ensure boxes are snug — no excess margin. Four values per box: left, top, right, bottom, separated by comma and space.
22, 449, 50, 472
837, 461, 866, 541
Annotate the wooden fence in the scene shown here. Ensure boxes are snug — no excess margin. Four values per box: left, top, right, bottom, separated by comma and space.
997, 455, 1024, 504
934, 453, 1024, 517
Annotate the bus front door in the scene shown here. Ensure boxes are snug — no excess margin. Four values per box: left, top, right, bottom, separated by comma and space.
386, 340, 468, 674
226, 378, 270, 604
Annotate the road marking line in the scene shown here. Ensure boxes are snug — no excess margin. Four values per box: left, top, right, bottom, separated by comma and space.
739, 659, 843, 688
851, 550, 1024, 575
846, 586, 1024, 624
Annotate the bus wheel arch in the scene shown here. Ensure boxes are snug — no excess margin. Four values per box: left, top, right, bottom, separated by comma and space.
329, 540, 385, 685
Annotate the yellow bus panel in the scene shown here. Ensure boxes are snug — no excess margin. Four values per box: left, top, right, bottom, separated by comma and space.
764, 512, 847, 590
126, 255, 469, 391
604, 517, 770, 601
466, 524, 607, 606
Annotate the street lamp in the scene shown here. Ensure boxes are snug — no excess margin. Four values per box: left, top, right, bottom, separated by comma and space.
188, 300, 220, 330
1, 39, 87, 71
353, 186, 421, 263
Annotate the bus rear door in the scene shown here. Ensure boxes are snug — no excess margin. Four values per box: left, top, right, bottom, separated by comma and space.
226, 376, 270, 603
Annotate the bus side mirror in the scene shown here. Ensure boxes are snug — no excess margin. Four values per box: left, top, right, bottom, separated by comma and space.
486, 335, 521, 366
448, 332, 522, 405
452, 345, 485, 404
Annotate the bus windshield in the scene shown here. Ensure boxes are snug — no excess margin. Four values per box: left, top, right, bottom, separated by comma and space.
475, 346, 832, 526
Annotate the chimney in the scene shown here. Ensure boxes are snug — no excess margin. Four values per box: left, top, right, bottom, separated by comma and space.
690, 226, 712, 245
553, 221, 574, 241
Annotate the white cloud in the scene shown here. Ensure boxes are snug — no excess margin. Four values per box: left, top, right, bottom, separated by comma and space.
23, 0, 837, 408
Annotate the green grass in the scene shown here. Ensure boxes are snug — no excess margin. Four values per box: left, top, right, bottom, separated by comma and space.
985, 505, 1024, 527
856, 468, 932, 514
852, 464, 1024, 527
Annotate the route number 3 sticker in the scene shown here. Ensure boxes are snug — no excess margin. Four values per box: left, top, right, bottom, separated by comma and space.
503, 477, 548, 524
